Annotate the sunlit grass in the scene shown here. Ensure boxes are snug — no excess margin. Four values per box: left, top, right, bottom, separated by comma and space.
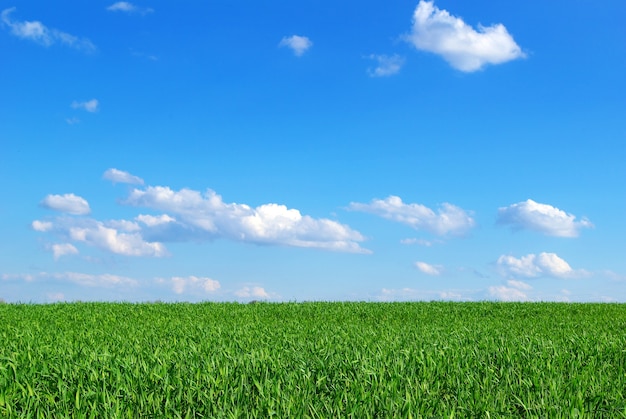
1, 302, 625, 417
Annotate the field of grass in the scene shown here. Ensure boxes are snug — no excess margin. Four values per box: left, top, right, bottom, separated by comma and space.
1, 302, 625, 417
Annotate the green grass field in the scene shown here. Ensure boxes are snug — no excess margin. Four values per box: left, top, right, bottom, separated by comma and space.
1, 302, 625, 417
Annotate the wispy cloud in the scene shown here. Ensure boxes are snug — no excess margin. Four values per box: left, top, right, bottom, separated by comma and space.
40, 193, 91, 215
496, 252, 589, 279
103, 168, 144, 185
163, 276, 221, 295
415, 261, 443, 276
488, 279, 531, 301
124, 185, 369, 253
71, 99, 99, 113
348, 196, 475, 236
367, 54, 404, 77
106, 2, 154, 15
279, 35, 312, 56
234, 286, 270, 299
405, 1, 524, 72
1, 7, 96, 52
2, 272, 138, 288
497, 199, 593, 237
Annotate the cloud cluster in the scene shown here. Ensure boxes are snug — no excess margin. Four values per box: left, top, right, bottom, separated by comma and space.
234, 286, 270, 299
168, 276, 220, 295
497, 199, 593, 237
1, 8, 95, 52
40, 193, 91, 215
496, 252, 586, 279
124, 185, 368, 253
367, 54, 405, 77
405, 1, 524, 72
32, 169, 368, 260
279, 35, 312, 56
349, 195, 475, 236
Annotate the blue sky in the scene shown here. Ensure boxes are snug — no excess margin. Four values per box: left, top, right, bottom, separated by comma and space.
1, 0, 624, 303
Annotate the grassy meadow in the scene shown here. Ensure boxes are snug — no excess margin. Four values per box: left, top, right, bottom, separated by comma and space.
1, 302, 625, 417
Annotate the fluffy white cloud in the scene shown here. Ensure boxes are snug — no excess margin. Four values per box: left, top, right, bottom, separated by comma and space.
124, 186, 369, 253
136, 214, 175, 227
234, 286, 270, 299
496, 252, 587, 279
33, 217, 167, 258
349, 196, 474, 236
279, 35, 312, 56
40, 193, 91, 215
71, 99, 99, 113
170, 276, 220, 295
106, 2, 153, 14
497, 199, 593, 238
367, 54, 404, 77
405, 1, 524, 72
51, 243, 79, 260
1, 8, 95, 52
103, 168, 144, 185
488, 280, 530, 301
415, 261, 443, 276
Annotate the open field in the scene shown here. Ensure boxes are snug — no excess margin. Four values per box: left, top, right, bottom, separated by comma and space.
1, 302, 625, 417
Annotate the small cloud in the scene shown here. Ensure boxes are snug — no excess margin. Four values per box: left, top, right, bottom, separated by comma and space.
405, 1, 524, 72
136, 214, 175, 227
279, 35, 312, 56
103, 168, 144, 185
46, 292, 65, 302
40, 193, 91, 215
51, 243, 79, 260
348, 195, 475, 236
1, 7, 96, 52
367, 54, 404, 77
415, 261, 443, 276
497, 199, 592, 238
496, 252, 588, 279
65, 117, 80, 125
234, 286, 270, 299
32, 220, 53, 232
71, 99, 99, 113
3, 271, 138, 288
106, 2, 154, 15
169, 276, 220, 295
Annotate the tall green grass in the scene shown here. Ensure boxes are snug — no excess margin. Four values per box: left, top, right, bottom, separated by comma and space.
1, 302, 625, 417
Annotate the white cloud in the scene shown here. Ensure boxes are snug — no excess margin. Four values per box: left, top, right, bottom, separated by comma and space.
106, 2, 154, 15
32, 220, 53, 232
40, 193, 91, 215
170, 276, 220, 295
367, 54, 404, 77
488, 279, 531, 301
66, 117, 80, 125
234, 286, 270, 299
378, 287, 472, 302
51, 243, 79, 260
46, 292, 65, 302
33, 217, 167, 258
124, 186, 369, 253
3, 272, 138, 287
349, 196, 475, 236
496, 252, 587, 279
103, 168, 144, 185
279, 35, 312, 56
68, 222, 167, 257
415, 261, 443, 276
497, 199, 593, 238
136, 214, 175, 227
1, 8, 96, 52
405, 1, 524, 72
71, 99, 99, 113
